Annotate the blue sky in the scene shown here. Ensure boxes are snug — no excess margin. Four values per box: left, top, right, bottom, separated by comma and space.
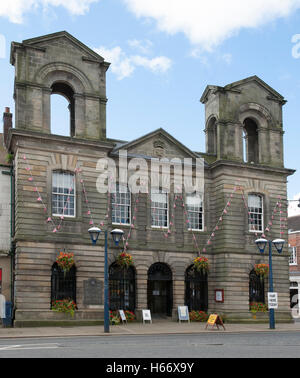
0, 0, 300, 214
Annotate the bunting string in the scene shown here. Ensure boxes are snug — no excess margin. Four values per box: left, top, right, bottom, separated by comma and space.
23, 154, 75, 233
123, 192, 140, 252
22, 154, 288, 249
75, 167, 95, 226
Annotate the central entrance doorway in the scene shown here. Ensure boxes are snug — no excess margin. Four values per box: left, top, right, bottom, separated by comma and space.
147, 263, 173, 317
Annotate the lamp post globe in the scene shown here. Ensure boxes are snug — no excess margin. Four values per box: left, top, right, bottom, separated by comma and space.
255, 238, 268, 254
110, 228, 124, 246
272, 239, 285, 254
88, 226, 101, 245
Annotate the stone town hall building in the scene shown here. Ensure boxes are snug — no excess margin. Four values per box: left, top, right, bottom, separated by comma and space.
2, 31, 295, 326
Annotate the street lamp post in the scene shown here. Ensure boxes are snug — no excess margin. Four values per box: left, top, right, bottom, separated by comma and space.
255, 238, 285, 329
88, 226, 124, 333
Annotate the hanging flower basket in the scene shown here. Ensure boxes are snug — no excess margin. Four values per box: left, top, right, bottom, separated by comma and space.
254, 263, 269, 279
56, 252, 75, 274
116, 252, 134, 268
193, 256, 209, 274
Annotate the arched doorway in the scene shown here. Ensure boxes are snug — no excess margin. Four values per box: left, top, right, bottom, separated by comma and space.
185, 265, 208, 311
109, 263, 136, 311
147, 263, 173, 317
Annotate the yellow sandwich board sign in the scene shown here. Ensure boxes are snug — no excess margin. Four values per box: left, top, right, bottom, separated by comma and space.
205, 314, 225, 330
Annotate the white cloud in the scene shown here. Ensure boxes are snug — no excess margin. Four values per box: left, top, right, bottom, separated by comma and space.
127, 39, 153, 55
288, 193, 300, 217
123, 0, 300, 51
189, 48, 232, 65
131, 55, 172, 73
94, 45, 172, 80
94, 46, 135, 80
0, 0, 98, 23
221, 53, 233, 65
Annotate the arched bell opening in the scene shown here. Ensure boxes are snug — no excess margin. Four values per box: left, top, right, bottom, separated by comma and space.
50, 82, 75, 137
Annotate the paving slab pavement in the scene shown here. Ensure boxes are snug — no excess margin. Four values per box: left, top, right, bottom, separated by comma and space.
1, 320, 300, 339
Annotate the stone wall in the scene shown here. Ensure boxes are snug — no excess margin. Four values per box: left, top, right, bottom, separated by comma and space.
10, 130, 293, 324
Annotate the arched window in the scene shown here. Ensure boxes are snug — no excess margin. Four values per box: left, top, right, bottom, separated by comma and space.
249, 269, 264, 304
185, 265, 208, 311
51, 263, 76, 306
109, 263, 136, 311
207, 117, 217, 155
50, 82, 75, 137
243, 118, 259, 164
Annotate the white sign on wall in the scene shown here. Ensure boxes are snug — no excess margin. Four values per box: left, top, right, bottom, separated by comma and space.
268, 292, 278, 309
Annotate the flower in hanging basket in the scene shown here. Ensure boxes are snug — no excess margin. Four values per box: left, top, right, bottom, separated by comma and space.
193, 256, 209, 274
116, 252, 134, 268
249, 302, 268, 314
51, 299, 77, 317
56, 252, 75, 274
254, 263, 269, 279
189, 310, 209, 322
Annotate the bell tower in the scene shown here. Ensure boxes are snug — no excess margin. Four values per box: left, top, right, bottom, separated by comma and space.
200, 76, 286, 168
10, 31, 110, 141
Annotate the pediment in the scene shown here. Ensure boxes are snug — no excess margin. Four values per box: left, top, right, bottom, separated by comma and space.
201, 76, 286, 105
22, 31, 105, 63
224, 76, 285, 103
111, 128, 200, 161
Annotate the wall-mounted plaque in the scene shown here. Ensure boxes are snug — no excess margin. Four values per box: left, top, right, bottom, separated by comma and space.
83, 278, 102, 305
215, 289, 224, 303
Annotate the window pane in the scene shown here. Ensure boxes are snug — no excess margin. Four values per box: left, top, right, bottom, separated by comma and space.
186, 193, 203, 230
52, 172, 75, 216
111, 184, 131, 224
248, 194, 263, 232
151, 188, 168, 227
289, 247, 297, 265
248, 194, 261, 208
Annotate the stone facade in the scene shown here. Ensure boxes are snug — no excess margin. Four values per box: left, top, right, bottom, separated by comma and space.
4, 31, 295, 326
0, 133, 12, 302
